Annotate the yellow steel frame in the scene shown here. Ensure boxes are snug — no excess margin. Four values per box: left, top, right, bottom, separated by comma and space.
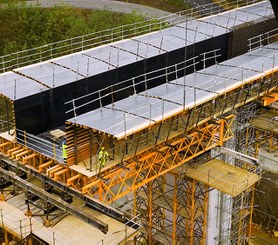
172, 175, 177, 245
82, 115, 234, 203
254, 129, 278, 153
261, 90, 278, 106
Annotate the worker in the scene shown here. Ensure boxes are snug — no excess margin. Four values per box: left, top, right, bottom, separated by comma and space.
98, 147, 109, 174
62, 139, 67, 163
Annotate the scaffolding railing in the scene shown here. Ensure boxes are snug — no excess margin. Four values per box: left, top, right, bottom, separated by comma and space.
16, 129, 64, 164
0, 209, 32, 240
96, 210, 141, 245
248, 28, 278, 51
0, 115, 14, 134
0, 0, 264, 74
65, 49, 222, 119
253, 208, 278, 231
0, 208, 73, 245
66, 42, 275, 122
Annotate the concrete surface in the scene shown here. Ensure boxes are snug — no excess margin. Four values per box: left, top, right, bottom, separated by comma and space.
27, 0, 173, 18
259, 148, 278, 174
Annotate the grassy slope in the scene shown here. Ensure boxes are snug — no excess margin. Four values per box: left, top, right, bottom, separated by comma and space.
0, 2, 145, 55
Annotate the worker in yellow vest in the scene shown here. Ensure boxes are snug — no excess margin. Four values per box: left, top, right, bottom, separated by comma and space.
98, 147, 109, 174
62, 139, 67, 163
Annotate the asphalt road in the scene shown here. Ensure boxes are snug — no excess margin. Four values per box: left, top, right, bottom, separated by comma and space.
28, 0, 173, 18
186, 0, 220, 11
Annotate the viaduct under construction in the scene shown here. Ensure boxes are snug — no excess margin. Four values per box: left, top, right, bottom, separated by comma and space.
0, 0, 277, 244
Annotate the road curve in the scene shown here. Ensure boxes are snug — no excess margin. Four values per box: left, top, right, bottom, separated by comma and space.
27, 0, 173, 18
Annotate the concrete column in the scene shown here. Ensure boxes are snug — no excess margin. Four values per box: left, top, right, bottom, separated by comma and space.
206, 188, 219, 245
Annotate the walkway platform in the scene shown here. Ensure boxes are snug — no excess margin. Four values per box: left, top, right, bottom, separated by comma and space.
183, 159, 260, 197
251, 110, 278, 134
0, 200, 136, 245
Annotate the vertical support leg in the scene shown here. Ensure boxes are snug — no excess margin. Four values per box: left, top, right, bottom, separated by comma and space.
190, 179, 196, 245
219, 119, 225, 147
99, 182, 103, 202
247, 185, 255, 244
4, 229, 9, 245
0, 189, 5, 201
172, 175, 177, 245
255, 130, 260, 158
201, 185, 209, 245
133, 190, 137, 217
148, 183, 152, 245
89, 129, 93, 172
74, 126, 78, 165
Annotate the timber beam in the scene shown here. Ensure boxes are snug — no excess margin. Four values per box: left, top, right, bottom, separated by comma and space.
0, 155, 127, 226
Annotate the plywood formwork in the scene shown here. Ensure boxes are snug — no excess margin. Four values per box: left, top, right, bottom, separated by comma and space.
183, 159, 260, 197
0, 1, 272, 136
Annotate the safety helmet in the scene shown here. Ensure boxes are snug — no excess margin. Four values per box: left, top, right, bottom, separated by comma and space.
101, 147, 105, 150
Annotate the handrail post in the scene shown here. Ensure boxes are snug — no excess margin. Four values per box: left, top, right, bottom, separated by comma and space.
53, 143, 56, 160
24, 130, 27, 147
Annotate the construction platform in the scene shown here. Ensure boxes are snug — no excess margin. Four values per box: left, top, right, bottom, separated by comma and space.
251, 110, 278, 135
67, 42, 278, 139
0, 2, 276, 244
0, 1, 274, 137
182, 159, 260, 197
0, 200, 135, 245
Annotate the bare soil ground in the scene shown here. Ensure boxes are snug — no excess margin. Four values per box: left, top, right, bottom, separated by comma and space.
254, 172, 278, 222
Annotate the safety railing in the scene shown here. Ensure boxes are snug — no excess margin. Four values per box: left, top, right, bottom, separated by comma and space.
96, 210, 141, 245
248, 28, 278, 51
0, 209, 32, 240
0, 0, 264, 74
16, 129, 64, 164
0, 209, 73, 245
0, 115, 14, 134
253, 208, 278, 231
66, 49, 221, 119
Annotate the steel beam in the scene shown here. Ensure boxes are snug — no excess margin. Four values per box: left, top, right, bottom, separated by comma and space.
0, 155, 128, 228
82, 115, 234, 203
0, 166, 109, 234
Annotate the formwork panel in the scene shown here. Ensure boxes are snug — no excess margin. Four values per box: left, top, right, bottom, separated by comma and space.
184, 159, 260, 197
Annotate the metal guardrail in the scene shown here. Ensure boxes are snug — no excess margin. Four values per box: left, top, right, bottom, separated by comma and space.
16, 129, 64, 164
96, 210, 141, 245
65, 49, 221, 119
0, 115, 14, 134
248, 28, 278, 51
253, 208, 278, 231
0, 0, 264, 74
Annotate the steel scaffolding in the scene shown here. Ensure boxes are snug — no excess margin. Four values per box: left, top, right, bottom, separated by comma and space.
134, 171, 209, 244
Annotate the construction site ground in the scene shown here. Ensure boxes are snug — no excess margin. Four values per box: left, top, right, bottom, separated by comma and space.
250, 229, 278, 245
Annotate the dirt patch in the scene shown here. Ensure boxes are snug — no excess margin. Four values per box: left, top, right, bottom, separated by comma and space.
253, 171, 278, 228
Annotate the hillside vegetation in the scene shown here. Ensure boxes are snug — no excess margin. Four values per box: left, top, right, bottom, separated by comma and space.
0, 2, 145, 55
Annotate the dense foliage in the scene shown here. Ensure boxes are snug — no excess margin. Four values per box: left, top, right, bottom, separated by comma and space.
0, 2, 145, 55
